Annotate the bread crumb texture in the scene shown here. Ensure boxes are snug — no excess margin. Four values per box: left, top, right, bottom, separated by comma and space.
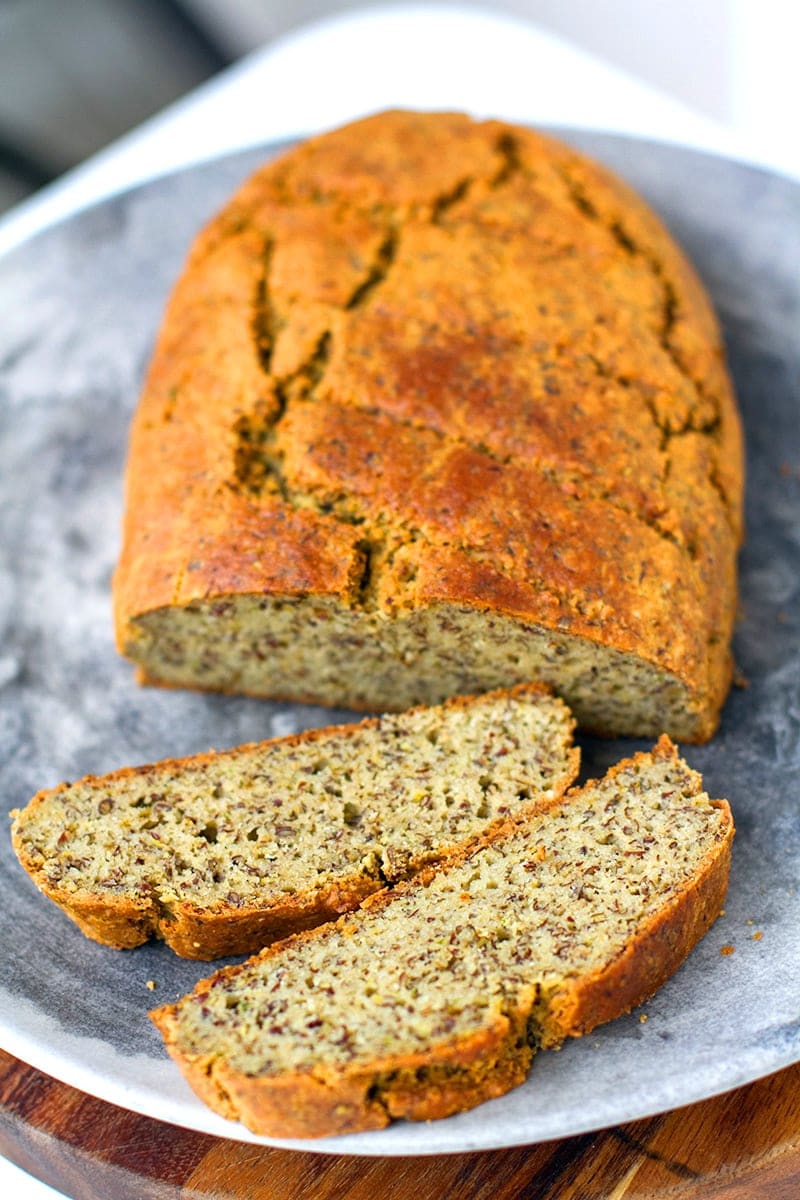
151, 738, 733, 1137
113, 111, 743, 741
11, 685, 576, 958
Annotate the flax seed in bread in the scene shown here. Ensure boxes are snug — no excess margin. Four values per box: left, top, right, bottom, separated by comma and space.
113, 110, 743, 742
11, 685, 577, 959
151, 736, 733, 1137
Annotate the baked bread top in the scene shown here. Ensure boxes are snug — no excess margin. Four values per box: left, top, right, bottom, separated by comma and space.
114, 110, 743, 739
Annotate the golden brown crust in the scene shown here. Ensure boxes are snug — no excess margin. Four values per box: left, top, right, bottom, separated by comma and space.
12, 683, 577, 959
150, 738, 733, 1138
26, 873, 385, 959
114, 110, 743, 742
151, 999, 531, 1137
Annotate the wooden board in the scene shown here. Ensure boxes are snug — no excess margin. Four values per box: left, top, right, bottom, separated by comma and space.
1, 1050, 799, 1199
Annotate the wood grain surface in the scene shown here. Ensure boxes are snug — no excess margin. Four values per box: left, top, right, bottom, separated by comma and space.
1, 1051, 799, 1199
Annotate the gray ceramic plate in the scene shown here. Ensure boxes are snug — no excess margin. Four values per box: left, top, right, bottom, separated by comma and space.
0, 131, 798, 1156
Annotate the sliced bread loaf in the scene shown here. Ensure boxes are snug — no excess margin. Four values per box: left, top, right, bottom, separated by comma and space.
151, 736, 732, 1137
114, 110, 743, 742
11, 684, 577, 959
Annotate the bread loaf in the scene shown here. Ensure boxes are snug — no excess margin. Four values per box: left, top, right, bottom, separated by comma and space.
114, 110, 743, 740
151, 736, 733, 1137
11, 684, 577, 959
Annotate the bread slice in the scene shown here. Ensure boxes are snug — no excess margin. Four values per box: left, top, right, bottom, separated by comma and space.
151, 737, 732, 1138
11, 684, 577, 959
113, 110, 743, 742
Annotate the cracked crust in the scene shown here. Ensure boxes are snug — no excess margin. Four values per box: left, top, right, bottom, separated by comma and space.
114, 111, 743, 740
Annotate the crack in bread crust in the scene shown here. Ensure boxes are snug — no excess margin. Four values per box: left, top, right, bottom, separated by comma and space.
231, 127, 735, 551
554, 165, 733, 524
